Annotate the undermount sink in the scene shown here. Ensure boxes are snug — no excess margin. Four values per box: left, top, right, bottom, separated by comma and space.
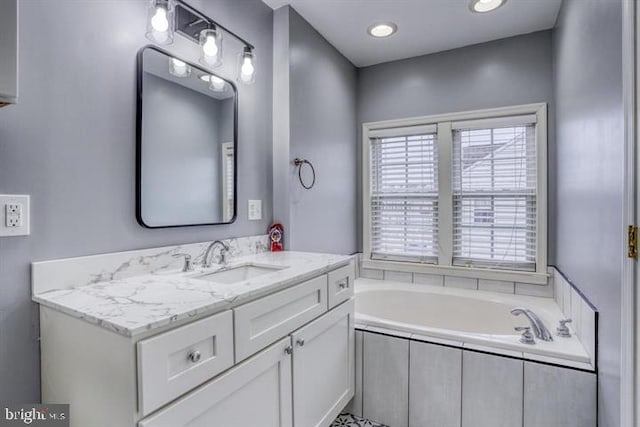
194, 264, 286, 284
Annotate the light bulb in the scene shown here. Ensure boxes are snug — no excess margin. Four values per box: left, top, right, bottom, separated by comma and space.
241, 57, 254, 78
202, 35, 218, 57
151, 7, 169, 32
237, 47, 255, 84
199, 28, 222, 67
146, 1, 173, 45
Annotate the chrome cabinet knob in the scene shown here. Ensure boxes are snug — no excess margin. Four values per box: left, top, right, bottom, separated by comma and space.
187, 350, 201, 363
296, 338, 305, 347
515, 326, 535, 345
284, 345, 293, 355
338, 280, 348, 289
557, 318, 572, 338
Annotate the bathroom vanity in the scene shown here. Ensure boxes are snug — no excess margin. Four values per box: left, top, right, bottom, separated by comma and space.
33, 238, 355, 427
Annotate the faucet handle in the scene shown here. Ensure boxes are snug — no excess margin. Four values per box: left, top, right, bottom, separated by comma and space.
557, 318, 572, 338
173, 253, 194, 272
515, 326, 535, 345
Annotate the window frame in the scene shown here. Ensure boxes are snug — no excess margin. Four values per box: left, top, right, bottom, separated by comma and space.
362, 103, 548, 284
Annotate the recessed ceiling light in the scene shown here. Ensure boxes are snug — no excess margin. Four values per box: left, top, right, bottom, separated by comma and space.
470, 0, 506, 13
367, 22, 397, 38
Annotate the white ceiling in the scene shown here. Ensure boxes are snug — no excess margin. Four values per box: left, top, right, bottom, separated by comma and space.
261, 0, 562, 67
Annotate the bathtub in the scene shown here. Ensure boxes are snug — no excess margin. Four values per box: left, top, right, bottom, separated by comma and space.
355, 279, 592, 366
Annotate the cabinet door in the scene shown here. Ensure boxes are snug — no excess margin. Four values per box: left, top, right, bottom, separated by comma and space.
523, 362, 596, 427
138, 337, 293, 427
462, 351, 523, 427
291, 299, 354, 427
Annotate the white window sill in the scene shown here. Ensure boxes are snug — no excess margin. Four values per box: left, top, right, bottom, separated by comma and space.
361, 259, 550, 285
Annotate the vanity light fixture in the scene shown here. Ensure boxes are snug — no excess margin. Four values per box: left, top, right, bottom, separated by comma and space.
145, 0, 256, 85
199, 27, 223, 67
146, 0, 174, 45
237, 47, 256, 85
169, 58, 191, 77
469, 0, 506, 13
367, 22, 397, 38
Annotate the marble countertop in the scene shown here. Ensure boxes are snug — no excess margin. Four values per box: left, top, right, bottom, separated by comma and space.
33, 251, 352, 337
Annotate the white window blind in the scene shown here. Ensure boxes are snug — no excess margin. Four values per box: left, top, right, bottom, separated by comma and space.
452, 118, 537, 271
370, 127, 439, 262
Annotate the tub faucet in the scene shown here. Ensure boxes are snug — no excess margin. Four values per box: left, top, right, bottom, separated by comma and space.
510, 307, 554, 342
203, 240, 230, 268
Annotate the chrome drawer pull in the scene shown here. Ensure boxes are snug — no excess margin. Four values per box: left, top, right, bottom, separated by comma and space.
187, 350, 201, 363
284, 345, 293, 355
296, 338, 305, 347
338, 279, 348, 289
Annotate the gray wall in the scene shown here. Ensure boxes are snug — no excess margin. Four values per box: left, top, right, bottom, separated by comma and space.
273, 7, 358, 254
356, 31, 555, 256
552, 1, 623, 426
0, 0, 273, 402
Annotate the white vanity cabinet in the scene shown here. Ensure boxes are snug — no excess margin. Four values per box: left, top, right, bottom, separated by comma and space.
0, 0, 18, 106
39, 260, 355, 427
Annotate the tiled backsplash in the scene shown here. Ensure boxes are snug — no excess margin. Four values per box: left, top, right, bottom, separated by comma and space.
357, 255, 554, 298
32, 235, 270, 294
551, 267, 598, 366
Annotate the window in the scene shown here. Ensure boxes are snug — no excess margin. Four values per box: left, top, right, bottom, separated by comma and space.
363, 104, 547, 279
369, 125, 438, 262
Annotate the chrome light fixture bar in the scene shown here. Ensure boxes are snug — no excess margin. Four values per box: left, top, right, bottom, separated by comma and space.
145, 0, 256, 84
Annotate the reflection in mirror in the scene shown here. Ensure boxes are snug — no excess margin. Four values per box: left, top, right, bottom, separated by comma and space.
137, 46, 236, 227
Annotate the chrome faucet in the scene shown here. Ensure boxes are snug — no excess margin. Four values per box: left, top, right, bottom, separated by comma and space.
203, 240, 230, 268
510, 307, 554, 342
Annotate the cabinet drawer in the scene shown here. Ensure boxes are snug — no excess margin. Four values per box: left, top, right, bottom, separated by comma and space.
327, 261, 355, 309
234, 275, 328, 361
137, 310, 234, 416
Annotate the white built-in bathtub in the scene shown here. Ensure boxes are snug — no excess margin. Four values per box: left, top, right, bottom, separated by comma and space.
355, 279, 592, 367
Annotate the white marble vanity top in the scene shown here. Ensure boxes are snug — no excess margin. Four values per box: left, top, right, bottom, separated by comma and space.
33, 251, 351, 337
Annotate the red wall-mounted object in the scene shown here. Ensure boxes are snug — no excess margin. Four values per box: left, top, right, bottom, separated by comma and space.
268, 223, 284, 252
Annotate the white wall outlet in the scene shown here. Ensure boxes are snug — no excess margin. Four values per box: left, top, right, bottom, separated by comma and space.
248, 200, 262, 221
0, 194, 30, 237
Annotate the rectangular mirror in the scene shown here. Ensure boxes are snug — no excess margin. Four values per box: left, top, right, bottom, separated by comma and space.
136, 46, 237, 228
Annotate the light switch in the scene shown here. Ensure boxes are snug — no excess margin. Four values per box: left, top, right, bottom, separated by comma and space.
248, 200, 262, 221
0, 194, 30, 237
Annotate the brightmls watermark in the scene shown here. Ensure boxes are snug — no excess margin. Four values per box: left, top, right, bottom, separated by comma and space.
0, 405, 69, 427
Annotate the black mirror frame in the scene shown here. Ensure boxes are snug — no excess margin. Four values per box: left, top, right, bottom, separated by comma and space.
135, 45, 239, 229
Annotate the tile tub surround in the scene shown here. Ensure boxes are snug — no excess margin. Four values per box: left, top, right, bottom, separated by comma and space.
551, 266, 598, 367
31, 235, 270, 295
354, 279, 594, 370
359, 263, 555, 298
33, 250, 353, 337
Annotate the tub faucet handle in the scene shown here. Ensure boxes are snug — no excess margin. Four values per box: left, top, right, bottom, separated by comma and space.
515, 326, 535, 345
557, 318, 572, 338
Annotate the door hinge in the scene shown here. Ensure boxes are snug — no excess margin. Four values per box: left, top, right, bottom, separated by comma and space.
628, 225, 638, 259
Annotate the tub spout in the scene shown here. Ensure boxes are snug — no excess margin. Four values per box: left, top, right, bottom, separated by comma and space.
510, 307, 553, 342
